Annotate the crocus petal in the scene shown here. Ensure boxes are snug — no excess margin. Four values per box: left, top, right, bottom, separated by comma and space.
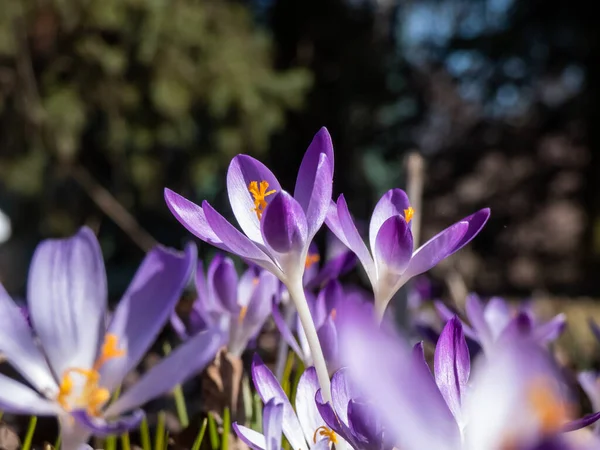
0, 284, 57, 392
72, 409, 144, 436
264, 399, 284, 450
317, 317, 338, 371
100, 243, 196, 392
498, 312, 533, 342
164, 189, 230, 251
434, 300, 477, 341
233, 424, 267, 450
294, 128, 334, 214
170, 312, 190, 340
447, 208, 491, 253
434, 317, 470, 425
369, 188, 411, 253
271, 299, 304, 358
297, 153, 334, 238
533, 314, 567, 344
563, 412, 600, 432
578, 372, 600, 413
252, 355, 308, 450
203, 201, 277, 267
0, 373, 60, 415
333, 195, 375, 281
106, 327, 223, 416
28, 227, 107, 379
465, 294, 492, 348
412, 341, 433, 377
296, 367, 328, 445
261, 191, 308, 256
227, 155, 282, 244
330, 368, 359, 425
401, 221, 469, 280
211, 256, 240, 313
347, 400, 383, 447
374, 216, 413, 275
306, 250, 357, 290
484, 297, 512, 340
338, 304, 460, 450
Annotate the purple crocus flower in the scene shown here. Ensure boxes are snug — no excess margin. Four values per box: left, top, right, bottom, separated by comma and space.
165, 128, 335, 400
0, 227, 224, 450
303, 240, 357, 291
233, 355, 340, 450
435, 294, 566, 355
337, 302, 600, 450
233, 398, 289, 450
325, 188, 490, 320
171, 254, 279, 356
314, 367, 390, 450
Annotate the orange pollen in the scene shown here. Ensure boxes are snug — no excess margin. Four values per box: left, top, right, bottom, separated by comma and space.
238, 306, 248, 324
56, 333, 126, 417
404, 206, 415, 223
252, 277, 260, 286
330, 308, 337, 320
313, 426, 338, 444
305, 253, 321, 269
527, 381, 572, 433
248, 181, 276, 220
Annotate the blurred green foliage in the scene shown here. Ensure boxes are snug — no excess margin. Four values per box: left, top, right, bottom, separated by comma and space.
0, 0, 311, 202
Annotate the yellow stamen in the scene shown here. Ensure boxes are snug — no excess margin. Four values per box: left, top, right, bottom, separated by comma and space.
527, 379, 572, 433
56, 334, 126, 417
248, 180, 276, 220
330, 308, 337, 321
239, 306, 248, 324
305, 253, 321, 269
312, 426, 338, 444
404, 206, 415, 223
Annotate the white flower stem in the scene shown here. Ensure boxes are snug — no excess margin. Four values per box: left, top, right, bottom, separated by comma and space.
285, 278, 332, 402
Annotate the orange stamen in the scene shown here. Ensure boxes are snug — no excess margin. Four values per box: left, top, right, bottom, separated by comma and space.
313, 426, 338, 444
404, 206, 415, 223
238, 306, 249, 324
248, 181, 276, 220
527, 379, 572, 433
305, 253, 321, 269
330, 308, 337, 321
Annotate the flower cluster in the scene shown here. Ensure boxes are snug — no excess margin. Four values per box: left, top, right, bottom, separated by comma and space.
2, 127, 599, 450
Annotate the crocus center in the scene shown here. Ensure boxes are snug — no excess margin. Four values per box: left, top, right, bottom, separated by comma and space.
404, 206, 414, 223
305, 253, 321, 269
313, 426, 338, 445
248, 181, 276, 220
527, 381, 571, 433
56, 333, 126, 417
238, 306, 248, 324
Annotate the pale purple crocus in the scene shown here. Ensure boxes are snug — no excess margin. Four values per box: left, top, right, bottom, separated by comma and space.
0, 227, 224, 450
325, 188, 490, 321
338, 302, 600, 450
165, 128, 335, 400
171, 254, 279, 356
435, 294, 566, 355
314, 368, 390, 450
234, 355, 340, 450
233, 398, 288, 450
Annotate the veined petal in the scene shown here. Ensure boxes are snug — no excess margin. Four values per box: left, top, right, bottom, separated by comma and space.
211, 256, 239, 313
101, 243, 196, 392
373, 216, 413, 275
264, 399, 284, 450
294, 127, 334, 213
227, 155, 282, 244
252, 355, 308, 450
28, 227, 107, 379
106, 327, 224, 416
333, 195, 375, 282
434, 317, 470, 425
0, 374, 60, 415
0, 284, 57, 392
330, 368, 358, 426
202, 201, 280, 273
401, 221, 469, 280
72, 409, 144, 436
447, 208, 491, 253
164, 189, 230, 251
261, 191, 308, 255
338, 303, 460, 450
369, 189, 411, 253
299, 153, 334, 239
296, 367, 328, 445
233, 424, 267, 450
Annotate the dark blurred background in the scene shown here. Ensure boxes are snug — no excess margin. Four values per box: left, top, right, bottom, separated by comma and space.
1, 0, 599, 302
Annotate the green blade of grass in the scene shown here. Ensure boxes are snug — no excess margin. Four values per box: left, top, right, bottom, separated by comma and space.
21, 416, 37, 450
221, 407, 230, 450
252, 393, 263, 432
121, 432, 131, 450
54, 433, 62, 450
191, 418, 208, 450
280, 351, 295, 396
155, 411, 166, 450
105, 434, 117, 450
208, 412, 220, 450
139, 414, 152, 450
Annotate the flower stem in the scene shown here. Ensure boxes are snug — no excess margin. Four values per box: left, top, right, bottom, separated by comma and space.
285, 278, 331, 402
